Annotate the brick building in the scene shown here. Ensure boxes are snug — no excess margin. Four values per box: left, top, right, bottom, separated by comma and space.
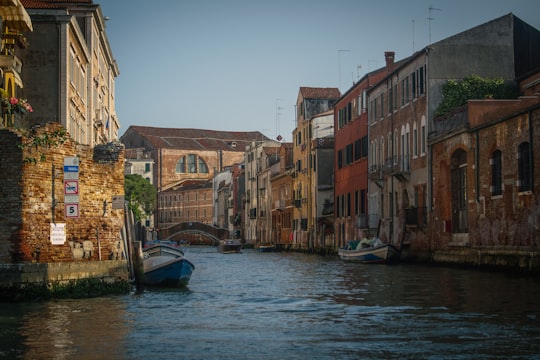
428, 71, 540, 267
0, 123, 125, 262
120, 126, 268, 229
366, 14, 540, 256
159, 179, 213, 227
333, 57, 403, 248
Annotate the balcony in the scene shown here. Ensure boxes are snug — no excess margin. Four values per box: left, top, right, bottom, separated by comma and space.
386, 155, 410, 182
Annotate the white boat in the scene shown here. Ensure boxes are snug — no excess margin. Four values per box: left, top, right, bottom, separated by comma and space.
338, 240, 400, 264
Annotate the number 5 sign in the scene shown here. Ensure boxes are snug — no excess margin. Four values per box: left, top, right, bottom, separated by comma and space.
65, 204, 79, 218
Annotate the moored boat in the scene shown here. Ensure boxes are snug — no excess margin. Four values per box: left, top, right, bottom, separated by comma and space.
257, 244, 275, 252
338, 239, 400, 264
143, 244, 195, 287
217, 239, 242, 253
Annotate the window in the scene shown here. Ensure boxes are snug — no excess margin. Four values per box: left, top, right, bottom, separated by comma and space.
379, 93, 384, 119
421, 116, 426, 155
176, 157, 186, 173
347, 193, 351, 217
401, 77, 409, 106
491, 150, 502, 196
518, 142, 531, 192
354, 190, 359, 215
354, 139, 361, 161
361, 136, 368, 158
337, 150, 343, 169
345, 144, 353, 165
145, 163, 151, 172
188, 154, 196, 173
413, 123, 418, 157
198, 157, 209, 173
360, 189, 366, 214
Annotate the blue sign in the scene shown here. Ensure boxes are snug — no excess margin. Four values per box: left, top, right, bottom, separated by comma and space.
64, 165, 79, 172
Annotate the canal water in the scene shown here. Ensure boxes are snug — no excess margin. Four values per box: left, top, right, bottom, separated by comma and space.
1, 246, 539, 360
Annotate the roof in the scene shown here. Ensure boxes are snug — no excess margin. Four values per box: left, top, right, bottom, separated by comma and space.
21, 0, 91, 8
162, 179, 212, 193
121, 125, 269, 152
299, 87, 340, 99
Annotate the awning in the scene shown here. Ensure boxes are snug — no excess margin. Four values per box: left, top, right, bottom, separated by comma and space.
0, 0, 32, 32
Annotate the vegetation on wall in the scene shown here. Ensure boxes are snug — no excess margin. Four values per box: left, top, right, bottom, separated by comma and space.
17, 127, 68, 163
125, 174, 156, 223
435, 75, 518, 117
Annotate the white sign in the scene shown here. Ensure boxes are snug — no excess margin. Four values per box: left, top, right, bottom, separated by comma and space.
65, 204, 80, 218
63, 171, 79, 180
50, 223, 66, 245
64, 195, 79, 204
64, 157, 79, 166
64, 180, 79, 195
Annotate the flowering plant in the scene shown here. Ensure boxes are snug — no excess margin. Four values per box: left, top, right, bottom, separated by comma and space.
0, 89, 33, 115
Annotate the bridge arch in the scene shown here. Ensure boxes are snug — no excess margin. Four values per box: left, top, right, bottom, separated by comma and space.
159, 222, 229, 246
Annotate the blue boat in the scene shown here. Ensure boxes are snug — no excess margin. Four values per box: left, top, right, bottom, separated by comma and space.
143, 244, 195, 287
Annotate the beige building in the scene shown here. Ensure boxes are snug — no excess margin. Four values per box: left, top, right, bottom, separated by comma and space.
21, 0, 120, 145
292, 87, 340, 249
243, 139, 281, 245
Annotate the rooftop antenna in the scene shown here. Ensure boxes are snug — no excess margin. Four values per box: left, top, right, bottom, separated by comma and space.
275, 98, 283, 141
427, 6, 442, 44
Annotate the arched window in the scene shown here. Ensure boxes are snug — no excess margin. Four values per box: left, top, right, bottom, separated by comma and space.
176, 157, 186, 173
518, 142, 531, 192
198, 157, 209, 173
491, 150, 502, 196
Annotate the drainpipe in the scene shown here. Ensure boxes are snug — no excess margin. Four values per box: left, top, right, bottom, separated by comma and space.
475, 128, 480, 202
529, 110, 534, 191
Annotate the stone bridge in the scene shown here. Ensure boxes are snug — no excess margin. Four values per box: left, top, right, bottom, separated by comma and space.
159, 222, 229, 245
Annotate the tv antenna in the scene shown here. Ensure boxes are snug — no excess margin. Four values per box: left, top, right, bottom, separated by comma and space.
427, 6, 442, 44
275, 98, 283, 141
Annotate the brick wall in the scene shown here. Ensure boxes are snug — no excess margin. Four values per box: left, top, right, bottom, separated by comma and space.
0, 123, 125, 264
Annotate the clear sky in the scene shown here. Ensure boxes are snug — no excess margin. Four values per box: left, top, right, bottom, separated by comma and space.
99, 0, 540, 142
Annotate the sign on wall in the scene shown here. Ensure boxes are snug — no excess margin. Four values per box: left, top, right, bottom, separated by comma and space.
50, 223, 66, 245
64, 157, 80, 218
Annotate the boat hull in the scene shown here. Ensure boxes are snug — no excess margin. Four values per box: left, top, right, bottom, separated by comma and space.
218, 239, 242, 253
338, 243, 400, 264
143, 245, 195, 287
257, 245, 275, 252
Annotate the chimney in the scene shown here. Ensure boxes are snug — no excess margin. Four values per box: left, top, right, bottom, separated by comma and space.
384, 51, 395, 71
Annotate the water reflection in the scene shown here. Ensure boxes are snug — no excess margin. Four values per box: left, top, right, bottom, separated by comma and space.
0, 248, 539, 359
1, 297, 130, 360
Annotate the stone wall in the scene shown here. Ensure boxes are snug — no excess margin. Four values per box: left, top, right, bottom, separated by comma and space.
0, 123, 126, 264
0, 260, 130, 301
